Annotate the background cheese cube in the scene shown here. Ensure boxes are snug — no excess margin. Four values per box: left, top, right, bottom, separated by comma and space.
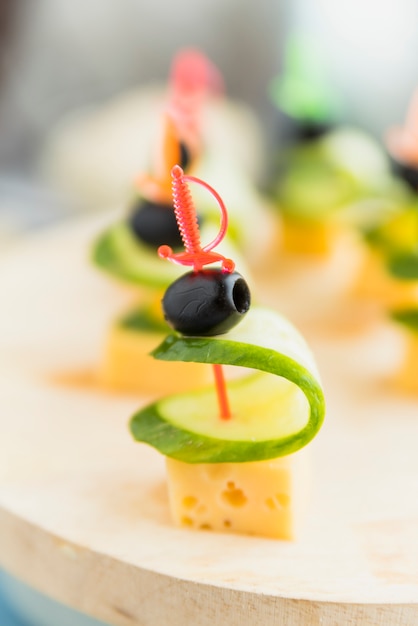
280, 216, 339, 257
98, 325, 211, 395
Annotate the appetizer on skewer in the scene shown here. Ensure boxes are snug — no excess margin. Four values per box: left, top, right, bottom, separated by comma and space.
130, 166, 325, 539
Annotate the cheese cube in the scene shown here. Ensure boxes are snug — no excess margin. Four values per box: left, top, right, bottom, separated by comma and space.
351, 249, 418, 308
281, 216, 339, 257
166, 448, 311, 540
394, 332, 418, 393
98, 325, 211, 395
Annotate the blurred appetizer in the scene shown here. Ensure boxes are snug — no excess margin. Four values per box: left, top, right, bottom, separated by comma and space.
269, 33, 341, 145
349, 91, 418, 321
348, 128, 418, 391
383, 89, 418, 316
368, 207, 418, 393
267, 34, 401, 261
359, 198, 418, 392
270, 126, 397, 258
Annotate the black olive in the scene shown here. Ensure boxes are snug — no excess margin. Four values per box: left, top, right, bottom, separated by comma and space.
162, 269, 251, 336
389, 156, 418, 193
179, 141, 192, 171
128, 197, 205, 249
277, 111, 334, 145
128, 198, 183, 248
294, 120, 333, 142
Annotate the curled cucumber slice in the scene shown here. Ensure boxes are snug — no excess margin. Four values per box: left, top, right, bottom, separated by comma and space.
130, 307, 325, 463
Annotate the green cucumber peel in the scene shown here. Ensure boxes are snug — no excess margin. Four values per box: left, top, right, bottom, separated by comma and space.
272, 145, 362, 220
390, 307, 418, 333
91, 222, 182, 288
130, 309, 325, 463
118, 306, 169, 334
386, 252, 418, 280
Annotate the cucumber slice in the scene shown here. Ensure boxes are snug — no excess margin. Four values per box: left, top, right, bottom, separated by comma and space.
130, 307, 325, 463
278, 165, 353, 219
92, 222, 182, 288
118, 305, 169, 333
91, 220, 249, 289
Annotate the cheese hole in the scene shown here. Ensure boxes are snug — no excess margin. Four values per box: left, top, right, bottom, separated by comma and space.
182, 496, 198, 510
223, 520, 232, 528
276, 493, 290, 507
181, 516, 194, 526
265, 494, 290, 510
222, 485, 248, 507
200, 523, 212, 530
265, 497, 276, 510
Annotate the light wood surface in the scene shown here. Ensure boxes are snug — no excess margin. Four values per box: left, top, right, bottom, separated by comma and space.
0, 213, 418, 625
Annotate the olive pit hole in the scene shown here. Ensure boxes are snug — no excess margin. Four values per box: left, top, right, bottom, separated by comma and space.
232, 278, 251, 314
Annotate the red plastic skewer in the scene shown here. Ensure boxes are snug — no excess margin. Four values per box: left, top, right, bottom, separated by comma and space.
212, 363, 232, 420
160, 165, 234, 420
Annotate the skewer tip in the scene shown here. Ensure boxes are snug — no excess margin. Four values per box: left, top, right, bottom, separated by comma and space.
172, 165, 184, 179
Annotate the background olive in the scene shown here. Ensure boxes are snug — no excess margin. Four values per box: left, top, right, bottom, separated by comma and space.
389, 156, 418, 193
128, 198, 183, 248
179, 141, 192, 171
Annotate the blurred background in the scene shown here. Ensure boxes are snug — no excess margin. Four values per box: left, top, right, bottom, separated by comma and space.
0, 0, 417, 243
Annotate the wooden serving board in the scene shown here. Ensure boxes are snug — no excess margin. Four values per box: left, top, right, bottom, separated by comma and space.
0, 213, 418, 626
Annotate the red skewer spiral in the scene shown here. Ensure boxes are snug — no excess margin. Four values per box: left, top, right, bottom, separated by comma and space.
158, 165, 234, 273
171, 165, 201, 253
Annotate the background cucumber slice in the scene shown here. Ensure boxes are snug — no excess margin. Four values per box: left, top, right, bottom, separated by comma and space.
130, 307, 325, 463
387, 252, 418, 280
118, 305, 169, 333
92, 221, 250, 289
390, 307, 418, 333
92, 222, 182, 288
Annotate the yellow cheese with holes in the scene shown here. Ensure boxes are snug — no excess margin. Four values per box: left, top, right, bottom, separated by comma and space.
166, 448, 311, 540
98, 325, 211, 395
